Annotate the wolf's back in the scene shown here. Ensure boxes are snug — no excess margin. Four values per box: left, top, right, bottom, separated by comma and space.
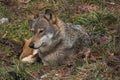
62, 23, 91, 53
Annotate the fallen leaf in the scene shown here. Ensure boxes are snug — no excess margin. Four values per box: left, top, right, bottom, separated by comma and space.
38, 3, 46, 10
90, 53, 103, 61
0, 51, 5, 56
18, 0, 31, 4
77, 4, 99, 13
78, 48, 91, 64
108, 53, 114, 60
84, 48, 91, 58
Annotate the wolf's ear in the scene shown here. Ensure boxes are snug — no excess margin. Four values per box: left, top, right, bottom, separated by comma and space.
45, 9, 53, 20
44, 9, 57, 23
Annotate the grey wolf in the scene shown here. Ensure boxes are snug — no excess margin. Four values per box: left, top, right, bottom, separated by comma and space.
28, 9, 91, 65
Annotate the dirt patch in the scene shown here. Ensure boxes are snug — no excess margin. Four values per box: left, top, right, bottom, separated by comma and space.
76, 4, 99, 14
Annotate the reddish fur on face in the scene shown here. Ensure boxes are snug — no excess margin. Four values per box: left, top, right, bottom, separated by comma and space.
30, 34, 40, 43
20, 38, 34, 60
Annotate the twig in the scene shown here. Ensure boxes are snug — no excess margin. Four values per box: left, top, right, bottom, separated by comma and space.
26, 71, 40, 80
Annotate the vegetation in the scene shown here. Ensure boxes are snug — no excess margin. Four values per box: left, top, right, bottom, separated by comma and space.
0, 0, 120, 80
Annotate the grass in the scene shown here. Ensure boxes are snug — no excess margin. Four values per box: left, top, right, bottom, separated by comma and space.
0, 59, 43, 80
70, 9, 117, 28
0, 20, 31, 42
81, 0, 106, 5
0, 3, 15, 19
0, 0, 120, 80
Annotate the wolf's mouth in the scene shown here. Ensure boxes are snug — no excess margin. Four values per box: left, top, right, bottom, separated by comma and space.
29, 42, 44, 49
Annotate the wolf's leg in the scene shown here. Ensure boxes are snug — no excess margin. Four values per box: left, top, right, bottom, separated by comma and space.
37, 50, 49, 66
43, 51, 67, 65
43, 50, 75, 66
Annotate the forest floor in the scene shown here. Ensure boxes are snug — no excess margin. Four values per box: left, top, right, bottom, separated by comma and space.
0, 0, 120, 80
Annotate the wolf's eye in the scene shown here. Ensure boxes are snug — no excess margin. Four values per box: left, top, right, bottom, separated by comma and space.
38, 29, 44, 33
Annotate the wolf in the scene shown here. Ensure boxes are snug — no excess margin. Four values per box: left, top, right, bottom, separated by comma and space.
28, 9, 91, 65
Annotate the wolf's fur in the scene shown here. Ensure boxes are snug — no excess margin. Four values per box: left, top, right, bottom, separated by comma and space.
29, 9, 91, 65
20, 38, 39, 63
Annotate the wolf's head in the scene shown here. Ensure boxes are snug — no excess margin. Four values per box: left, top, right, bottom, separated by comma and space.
29, 9, 62, 50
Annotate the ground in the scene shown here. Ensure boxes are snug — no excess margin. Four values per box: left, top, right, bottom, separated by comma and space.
0, 0, 120, 80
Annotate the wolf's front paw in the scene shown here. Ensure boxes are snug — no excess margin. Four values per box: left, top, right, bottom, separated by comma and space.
41, 59, 49, 66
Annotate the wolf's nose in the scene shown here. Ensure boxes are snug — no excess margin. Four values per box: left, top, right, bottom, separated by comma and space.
29, 42, 34, 48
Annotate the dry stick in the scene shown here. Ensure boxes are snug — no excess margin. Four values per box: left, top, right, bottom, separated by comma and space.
26, 71, 40, 80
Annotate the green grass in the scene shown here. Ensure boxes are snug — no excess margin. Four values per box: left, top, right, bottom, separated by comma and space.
0, 20, 31, 42
0, 43, 11, 54
0, 59, 43, 80
0, 3, 15, 19
71, 9, 117, 28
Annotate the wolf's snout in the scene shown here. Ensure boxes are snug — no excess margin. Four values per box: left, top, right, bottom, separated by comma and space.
29, 42, 34, 48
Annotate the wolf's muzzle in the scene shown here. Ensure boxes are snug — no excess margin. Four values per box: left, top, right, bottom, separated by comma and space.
29, 42, 34, 48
